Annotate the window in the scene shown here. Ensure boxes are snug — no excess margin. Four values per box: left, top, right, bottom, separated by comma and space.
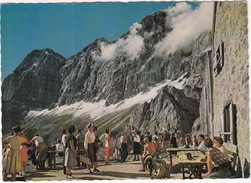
221, 103, 237, 144
214, 42, 224, 76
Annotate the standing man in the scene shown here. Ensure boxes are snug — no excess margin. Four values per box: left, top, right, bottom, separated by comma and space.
76, 129, 85, 151
163, 129, 171, 146
76, 128, 85, 166
84, 124, 100, 173
119, 132, 128, 162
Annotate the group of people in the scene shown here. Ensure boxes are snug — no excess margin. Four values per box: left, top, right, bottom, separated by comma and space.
60, 124, 118, 178
178, 133, 235, 178
128, 130, 236, 178
60, 124, 100, 178
2, 126, 48, 181
131, 130, 178, 157
2, 125, 235, 180
177, 133, 235, 178
129, 130, 178, 171
204, 137, 235, 178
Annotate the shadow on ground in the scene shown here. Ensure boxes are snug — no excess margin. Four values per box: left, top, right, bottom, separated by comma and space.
26, 171, 57, 178
75, 170, 149, 180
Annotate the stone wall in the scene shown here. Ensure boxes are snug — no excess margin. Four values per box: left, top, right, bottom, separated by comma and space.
212, 2, 249, 177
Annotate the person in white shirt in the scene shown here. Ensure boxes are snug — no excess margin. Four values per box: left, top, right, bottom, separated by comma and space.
132, 131, 141, 161
119, 132, 128, 162
104, 128, 113, 165
30, 134, 48, 170
55, 139, 64, 156
196, 135, 208, 153
61, 128, 68, 174
62, 128, 68, 148
84, 124, 100, 173
213, 136, 228, 158
192, 134, 199, 147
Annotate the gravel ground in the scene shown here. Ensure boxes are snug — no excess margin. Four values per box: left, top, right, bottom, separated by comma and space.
10, 155, 203, 181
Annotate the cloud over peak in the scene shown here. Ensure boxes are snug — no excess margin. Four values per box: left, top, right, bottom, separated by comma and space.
92, 2, 213, 61
155, 2, 213, 56
93, 22, 144, 61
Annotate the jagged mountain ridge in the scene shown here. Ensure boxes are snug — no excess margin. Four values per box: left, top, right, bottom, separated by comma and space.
57, 11, 175, 106
2, 48, 66, 134
2, 10, 211, 141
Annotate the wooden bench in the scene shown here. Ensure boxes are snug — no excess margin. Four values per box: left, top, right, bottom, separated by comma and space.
143, 145, 173, 179
224, 143, 238, 177
47, 151, 64, 169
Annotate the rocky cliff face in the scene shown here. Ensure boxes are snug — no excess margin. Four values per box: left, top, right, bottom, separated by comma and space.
57, 11, 189, 106
2, 49, 66, 134
2, 10, 211, 143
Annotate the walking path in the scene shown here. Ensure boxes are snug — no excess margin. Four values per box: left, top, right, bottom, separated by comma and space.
25, 161, 149, 181
20, 159, 185, 181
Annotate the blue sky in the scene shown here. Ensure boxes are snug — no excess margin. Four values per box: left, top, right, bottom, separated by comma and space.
1, 2, 199, 81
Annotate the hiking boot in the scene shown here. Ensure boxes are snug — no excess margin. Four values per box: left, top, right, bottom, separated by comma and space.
66, 174, 74, 179
68, 175, 74, 179
93, 168, 100, 172
139, 169, 145, 172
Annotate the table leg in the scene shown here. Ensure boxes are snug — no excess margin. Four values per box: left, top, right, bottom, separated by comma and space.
196, 165, 203, 179
169, 152, 172, 168
188, 166, 197, 178
53, 157, 56, 168
182, 165, 185, 179
48, 155, 52, 169
188, 165, 203, 179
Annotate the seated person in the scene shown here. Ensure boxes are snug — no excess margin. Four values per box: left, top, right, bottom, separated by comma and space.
196, 135, 207, 153
213, 137, 228, 158
139, 138, 156, 172
55, 139, 64, 156
184, 134, 190, 148
204, 138, 234, 178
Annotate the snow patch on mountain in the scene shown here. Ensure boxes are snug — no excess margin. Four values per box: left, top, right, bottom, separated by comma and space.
27, 73, 187, 120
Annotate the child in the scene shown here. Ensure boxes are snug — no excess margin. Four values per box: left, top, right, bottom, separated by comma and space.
20, 143, 29, 176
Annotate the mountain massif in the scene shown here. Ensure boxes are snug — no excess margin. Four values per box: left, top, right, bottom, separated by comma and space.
2, 10, 211, 143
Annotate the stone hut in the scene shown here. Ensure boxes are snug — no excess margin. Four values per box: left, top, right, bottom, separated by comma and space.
201, 1, 249, 178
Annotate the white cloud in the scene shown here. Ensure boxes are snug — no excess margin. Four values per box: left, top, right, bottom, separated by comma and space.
98, 42, 117, 61
155, 2, 214, 56
93, 22, 145, 61
168, 2, 193, 17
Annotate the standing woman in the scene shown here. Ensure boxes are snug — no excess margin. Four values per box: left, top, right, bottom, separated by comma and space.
105, 128, 114, 165
30, 133, 48, 170
170, 133, 178, 148
132, 131, 141, 161
64, 125, 77, 179
61, 128, 68, 174
2, 126, 30, 181
84, 124, 100, 173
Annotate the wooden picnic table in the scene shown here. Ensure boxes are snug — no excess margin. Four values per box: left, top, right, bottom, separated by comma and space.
47, 150, 86, 169
178, 151, 206, 179
160, 146, 198, 169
